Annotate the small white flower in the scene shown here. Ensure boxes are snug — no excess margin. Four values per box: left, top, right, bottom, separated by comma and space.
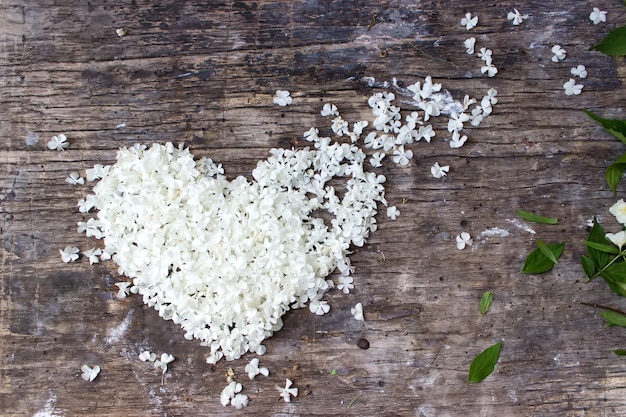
481, 64, 498, 77
60, 246, 80, 263
456, 232, 473, 250
139, 351, 157, 362
370, 152, 385, 168
462, 95, 477, 110
331, 116, 349, 136
65, 172, 85, 185
115, 282, 131, 299
351, 302, 364, 321
309, 297, 330, 315
590, 7, 607, 25
83, 247, 102, 265
430, 162, 450, 179
507, 8, 528, 25
220, 381, 243, 407
417, 125, 435, 143
245, 358, 269, 380
485, 88, 498, 105
463, 37, 476, 54
387, 206, 400, 220
337, 276, 354, 294
273, 90, 292, 106
606, 231, 626, 250
278, 378, 298, 402
447, 112, 470, 133
610, 199, 626, 225
85, 164, 110, 182
571, 65, 587, 79
563, 78, 583, 96
477, 47, 493, 62
449, 131, 468, 149
154, 352, 174, 373
461, 12, 478, 30
321, 103, 339, 117
392, 145, 413, 166
81, 364, 100, 382
551, 45, 566, 62
231, 394, 249, 409
47, 134, 69, 151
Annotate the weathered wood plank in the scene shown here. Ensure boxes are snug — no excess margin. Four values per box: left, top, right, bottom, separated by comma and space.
3, 0, 626, 416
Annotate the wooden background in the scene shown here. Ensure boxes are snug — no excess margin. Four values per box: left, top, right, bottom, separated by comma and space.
2, 0, 626, 416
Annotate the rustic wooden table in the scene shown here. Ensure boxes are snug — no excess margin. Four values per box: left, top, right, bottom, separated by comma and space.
3, 1, 626, 416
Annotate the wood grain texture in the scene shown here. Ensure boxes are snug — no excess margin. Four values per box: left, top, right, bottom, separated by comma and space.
2, 0, 626, 416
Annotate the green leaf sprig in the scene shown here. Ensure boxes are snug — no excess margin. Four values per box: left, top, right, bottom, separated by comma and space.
584, 110, 626, 195
479, 291, 494, 315
515, 209, 559, 225
521, 241, 566, 274
581, 218, 626, 297
467, 342, 502, 383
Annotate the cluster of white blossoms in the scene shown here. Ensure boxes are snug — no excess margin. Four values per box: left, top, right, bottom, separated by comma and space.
69, 73, 501, 406
78, 128, 388, 364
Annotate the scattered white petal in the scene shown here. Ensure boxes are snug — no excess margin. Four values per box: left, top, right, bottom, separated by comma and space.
115, 282, 131, 299
456, 232, 473, 250
231, 393, 249, 409
351, 302, 364, 321
449, 131, 468, 149
273, 90, 292, 106
507, 9, 528, 25
571, 65, 587, 79
60, 246, 80, 263
461, 12, 478, 30
463, 37, 476, 54
430, 162, 450, 179
65, 172, 85, 185
387, 206, 400, 220
337, 276, 354, 294
563, 78, 583, 96
392, 145, 413, 166
47, 134, 69, 151
81, 365, 100, 382
321, 103, 339, 117
590, 7, 607, 25
116, 28, 127, 37
139, 350, 157, 362
83, 247, 102, 265
245, 358, 269, 380
278, 378, 298, 402
309, 297, 330, 315
551, 45, 566, 62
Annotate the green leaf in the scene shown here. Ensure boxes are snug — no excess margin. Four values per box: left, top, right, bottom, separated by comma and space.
468, 342, 502, 384
585, 241, 620, 254
581, 255, 598, 279
479, 291, 494, 315
521, 242, 566, 274
601, 310, 626, 327
537, 239, 559, 265
592, 25, 626, 56
584, 110, 626, 145
606, 163, 626, 195
586, 218, 612, 270
614, 349, 626, 356
515, 209, 559, 224
601, 262, 626, 283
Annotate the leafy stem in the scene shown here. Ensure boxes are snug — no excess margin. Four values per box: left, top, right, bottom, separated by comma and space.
587, 248, 626, 281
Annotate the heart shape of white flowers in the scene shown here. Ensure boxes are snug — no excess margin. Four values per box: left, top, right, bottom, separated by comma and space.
86, 140, 386, 362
